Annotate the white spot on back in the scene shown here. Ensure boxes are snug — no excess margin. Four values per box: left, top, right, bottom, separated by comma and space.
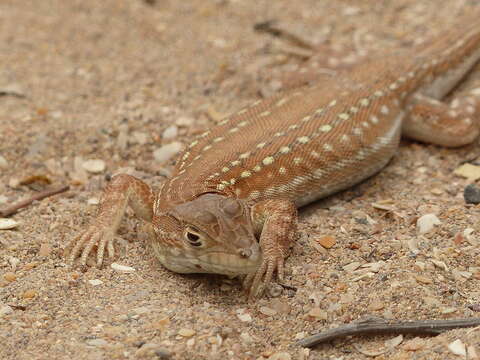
359, 98, 370, 107
263, 157, 274, 165
323, 144, 333, 152
320, 124, 332, 132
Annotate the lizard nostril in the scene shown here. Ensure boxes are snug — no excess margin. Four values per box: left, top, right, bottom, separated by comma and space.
238, 248, 252, 258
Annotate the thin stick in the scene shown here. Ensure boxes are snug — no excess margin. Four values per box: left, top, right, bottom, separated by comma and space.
254, 21, 315, 50
296, 317, 480, 348
0, 185, 70, 217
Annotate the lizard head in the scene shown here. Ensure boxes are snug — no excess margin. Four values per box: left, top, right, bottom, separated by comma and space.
148, 193, 261, 277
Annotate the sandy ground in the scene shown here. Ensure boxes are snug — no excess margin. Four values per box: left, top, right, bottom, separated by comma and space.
1, 0, 480, 359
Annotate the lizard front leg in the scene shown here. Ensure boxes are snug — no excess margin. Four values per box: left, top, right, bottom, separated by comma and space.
244, 198, 297, 297
66, 174, 155, 266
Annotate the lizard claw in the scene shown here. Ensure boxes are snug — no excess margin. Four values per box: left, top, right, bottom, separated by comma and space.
244, 251, 285, 299
65, 223, 115, 267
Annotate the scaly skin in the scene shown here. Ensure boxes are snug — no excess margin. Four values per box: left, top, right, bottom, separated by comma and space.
67, 18, 480, 298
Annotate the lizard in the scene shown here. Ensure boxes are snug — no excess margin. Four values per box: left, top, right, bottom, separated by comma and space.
66, 15, 480, 298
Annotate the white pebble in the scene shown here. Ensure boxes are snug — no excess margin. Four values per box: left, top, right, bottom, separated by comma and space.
0, 218, 19, 230
417, 214, 441, 234
111, 263, 136, 273
162, 125, 178, 140
269, 352, 292, 360
0, 305, 13, 317
176, 116, 194, 126
237, 313, 252, 322
132, 131, 148, 145
88, 279, 103, 286
86, 338, 108, 347
82, 159, 106, 173
153, 142, 183, 163
0, 155, 8, 169
448, 339, 466, 356
239, 332, 254, 344
259, 306, 277, 316
87, 197, 100, 205
343, 261, 361, 272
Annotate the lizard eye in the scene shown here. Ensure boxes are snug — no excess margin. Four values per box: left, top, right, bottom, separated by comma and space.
185, 227, 203, 247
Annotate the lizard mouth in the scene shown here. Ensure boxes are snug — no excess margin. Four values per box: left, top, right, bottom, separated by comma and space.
151, 241, 262, 276
195, 251, 261, 276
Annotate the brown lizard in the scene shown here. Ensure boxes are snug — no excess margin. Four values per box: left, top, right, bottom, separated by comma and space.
66, 16, 480, 297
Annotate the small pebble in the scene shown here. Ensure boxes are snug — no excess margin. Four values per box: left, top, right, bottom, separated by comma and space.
88, 279, 103, 286
135, 343, 171, 359
0, 218, 19, 230
110, 263, 136, 273
454, 163, 480, 181
38, 243, 52, 257
414, 275, 433, 284
86, 338, 109, 347
176, 116, 194, 127
178, 328, 196, 337
22, 290, 37, 299
464, 184, 480, 204
343, 261, 361, 272
0, 155, 8, 169
308, 307, 328, 320
162, 125, 178, 140
239, 332, 254, 345
416, 213, 441, 234
269, 299, 291, 314
0, 305, 13, 317
316, 235, 336, 249
448, 339, 466, 356
82, 159, 106, 173
259, 306, 277, 316
132, 131, 148, 145
4, 272, 16, 282
237, 312, 252, 322
368, 300, 385, 311
468, 346, 479, 360
385, 335, 403, 348
402, 338, 425, 351
87, 197, 100, 205
269, 352, 292, 360
153, 142, 183, 163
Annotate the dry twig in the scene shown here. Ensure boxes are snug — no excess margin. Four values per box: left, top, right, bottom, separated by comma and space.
0, 185, 70, 217
296, 317, 480, 348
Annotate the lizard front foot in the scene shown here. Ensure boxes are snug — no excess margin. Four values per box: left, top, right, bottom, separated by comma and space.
243, 242, 285, 299
65, 223, 116, 267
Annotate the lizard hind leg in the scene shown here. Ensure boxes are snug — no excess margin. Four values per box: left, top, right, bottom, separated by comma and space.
402, 87, 480, 147
244, 198, 297, 298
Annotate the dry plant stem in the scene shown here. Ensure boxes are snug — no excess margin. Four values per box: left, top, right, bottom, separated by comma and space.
0, 185, 70, 217
253, 21, 315, 50
296, 317, 480, 348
